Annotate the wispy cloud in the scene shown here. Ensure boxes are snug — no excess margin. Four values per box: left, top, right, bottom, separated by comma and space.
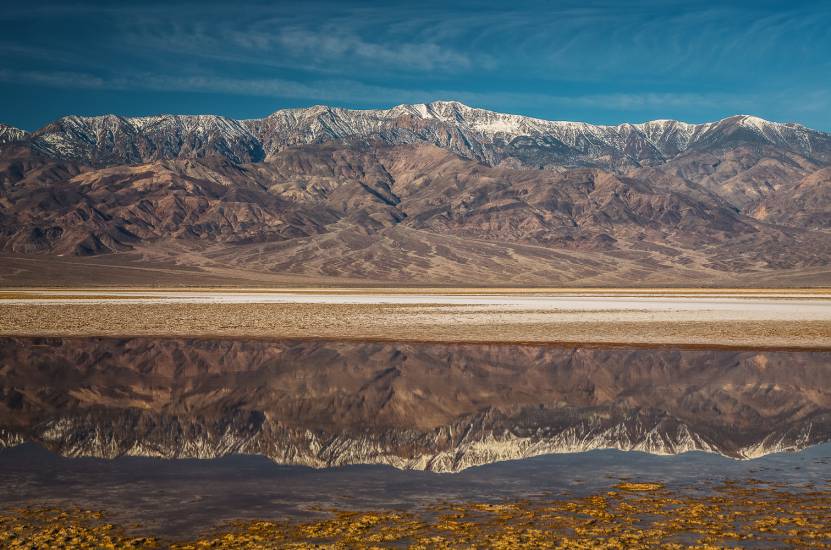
113, 10, 480, 76
0, 69, 108, 90
271, 27, 472, 71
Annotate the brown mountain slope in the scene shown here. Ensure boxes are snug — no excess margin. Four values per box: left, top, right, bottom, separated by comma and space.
634, 144, 823, 217
0, 154, 340, 255
0, 142, 829, 286
750, 167, 831, 230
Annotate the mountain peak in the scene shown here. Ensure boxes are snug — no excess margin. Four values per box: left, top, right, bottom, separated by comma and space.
0, 123, 27, 145
427, 99, 469, 108
713, 113, 813, 133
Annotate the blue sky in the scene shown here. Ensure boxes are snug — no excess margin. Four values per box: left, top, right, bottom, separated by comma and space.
2, 0, 830, 131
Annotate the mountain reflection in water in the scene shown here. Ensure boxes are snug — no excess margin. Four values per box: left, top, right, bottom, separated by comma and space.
0, 337, 829, 472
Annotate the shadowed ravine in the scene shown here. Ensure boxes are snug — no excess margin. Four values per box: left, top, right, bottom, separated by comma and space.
1, 337, 829, 472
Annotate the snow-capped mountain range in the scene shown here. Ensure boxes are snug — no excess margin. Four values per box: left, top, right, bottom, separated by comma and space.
6, 101, 831, 168
2, 101, 831, 284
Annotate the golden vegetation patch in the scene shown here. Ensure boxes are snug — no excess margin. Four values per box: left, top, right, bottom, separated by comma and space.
2, 481, 830, 549
0, 508, 160, 549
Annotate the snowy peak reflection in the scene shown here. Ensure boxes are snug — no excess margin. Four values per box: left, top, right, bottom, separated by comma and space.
0, 338, 829, 472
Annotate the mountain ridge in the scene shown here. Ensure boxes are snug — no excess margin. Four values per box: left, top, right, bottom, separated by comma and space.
8, 101, 831, 169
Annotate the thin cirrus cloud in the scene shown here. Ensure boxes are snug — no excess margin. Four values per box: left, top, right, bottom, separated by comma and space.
272, 28, 474, 72
116, 18, 479, 75
1, 0, 830, 131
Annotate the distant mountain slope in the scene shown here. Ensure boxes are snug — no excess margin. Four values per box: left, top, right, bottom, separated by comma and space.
751, 167, 831, 229
1, 102, 830, 285
1, 143, 828, 284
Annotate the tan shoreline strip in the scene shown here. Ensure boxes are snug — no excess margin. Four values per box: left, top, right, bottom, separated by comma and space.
2, 302, 830, 349
3, 286, 831, 297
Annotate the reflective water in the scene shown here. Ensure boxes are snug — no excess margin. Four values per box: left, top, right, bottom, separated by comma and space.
0, 337, 829, 537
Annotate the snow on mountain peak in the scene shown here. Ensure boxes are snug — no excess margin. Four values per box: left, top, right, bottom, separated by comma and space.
29, 113, 262, 164
0, 123, 27, 145
17, 102, 831, 167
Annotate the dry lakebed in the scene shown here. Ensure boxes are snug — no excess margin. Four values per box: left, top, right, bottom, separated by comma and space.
1, 288, 830, 348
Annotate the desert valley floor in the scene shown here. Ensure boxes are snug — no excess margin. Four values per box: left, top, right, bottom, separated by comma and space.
1, 288, 830, 348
